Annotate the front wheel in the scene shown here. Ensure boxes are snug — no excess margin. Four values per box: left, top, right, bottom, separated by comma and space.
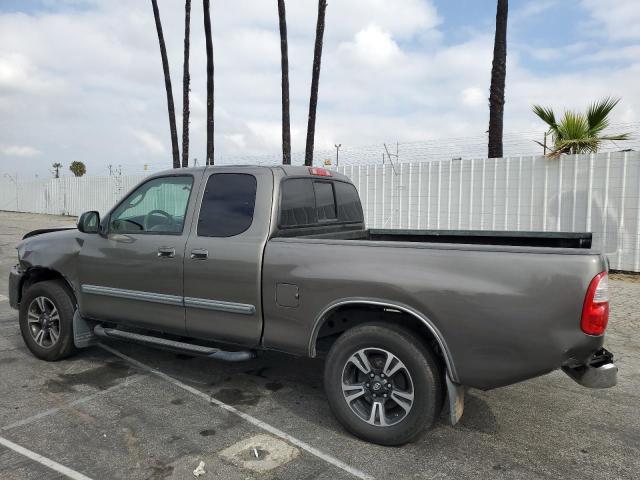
19, 280, 77, 361
324, 323, 443, 445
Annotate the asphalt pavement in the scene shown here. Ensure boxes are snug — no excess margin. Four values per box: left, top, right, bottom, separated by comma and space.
0, 211, 638, 479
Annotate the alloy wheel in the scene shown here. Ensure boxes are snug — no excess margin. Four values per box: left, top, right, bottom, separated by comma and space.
27, 296, 61, 348
341, 347, 415, 427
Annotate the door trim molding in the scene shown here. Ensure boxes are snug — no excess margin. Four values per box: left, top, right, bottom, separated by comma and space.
81, 284, 256, 315
184, 297, 256, 315
81, 284, 183, 307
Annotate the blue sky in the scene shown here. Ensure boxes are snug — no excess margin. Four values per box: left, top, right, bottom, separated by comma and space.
0, 0, 638, 176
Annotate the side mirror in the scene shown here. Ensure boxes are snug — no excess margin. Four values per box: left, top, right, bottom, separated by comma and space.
77, 211, 100, 233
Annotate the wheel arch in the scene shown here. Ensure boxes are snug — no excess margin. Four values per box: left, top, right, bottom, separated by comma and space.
309, 298, 459, 382
20, 267, 77, 306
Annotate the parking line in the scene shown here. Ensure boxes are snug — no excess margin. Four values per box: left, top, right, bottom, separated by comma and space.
1, 375, 145, 432
0, 435, 93, 480
100, 343, 375, 480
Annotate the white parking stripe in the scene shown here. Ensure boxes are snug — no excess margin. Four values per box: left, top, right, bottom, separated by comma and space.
0, 294, 8, 302
1, 375, 145, 432
0, 436, 93, 480
100, 343, 375, 480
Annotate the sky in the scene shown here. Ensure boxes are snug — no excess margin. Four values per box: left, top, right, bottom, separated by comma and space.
0, 0, 639, 177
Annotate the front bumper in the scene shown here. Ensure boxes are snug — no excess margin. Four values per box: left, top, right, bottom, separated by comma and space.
562, 348, 617, 389
8, 265, 24, 310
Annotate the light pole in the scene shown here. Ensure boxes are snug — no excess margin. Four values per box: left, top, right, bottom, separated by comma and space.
334, 143, 341, 168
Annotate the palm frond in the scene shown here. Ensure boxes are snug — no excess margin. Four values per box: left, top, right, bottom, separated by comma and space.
556, 111, 589, 145
554, 138, 599, 155
587, 97, 620, 135
532, 104, 557, 130
599, 133, 632, 141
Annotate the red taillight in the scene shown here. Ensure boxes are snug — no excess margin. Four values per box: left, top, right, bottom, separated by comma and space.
581, 272, 609, 336
308, 167, 332, 177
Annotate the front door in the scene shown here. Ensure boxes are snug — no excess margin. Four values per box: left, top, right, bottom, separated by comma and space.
78, 173, 199, 335
183, 167, 272, 346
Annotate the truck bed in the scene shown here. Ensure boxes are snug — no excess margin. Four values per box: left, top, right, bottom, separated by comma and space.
263, 228, 605, 389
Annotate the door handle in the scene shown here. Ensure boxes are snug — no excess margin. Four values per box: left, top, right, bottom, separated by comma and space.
157, 247, 176, 258
190, 249, 208, 260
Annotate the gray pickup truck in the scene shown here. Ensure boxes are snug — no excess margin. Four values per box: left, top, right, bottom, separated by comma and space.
9, 165, 616, 445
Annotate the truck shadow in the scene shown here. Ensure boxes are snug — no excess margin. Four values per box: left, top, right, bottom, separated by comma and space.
449, 393, 498, 434
84, 342, 501, 446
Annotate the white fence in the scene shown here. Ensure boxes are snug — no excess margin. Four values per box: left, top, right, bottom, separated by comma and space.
0, 175, 145, 216
343, 151, 640, 272
1, 151, 639, 272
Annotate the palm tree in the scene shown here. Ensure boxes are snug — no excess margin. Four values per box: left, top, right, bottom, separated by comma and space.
203, 0, 214, 165
151, 0, 180, 169
304, 0, 327, 167
181, 0, 192, 168
52, 163, 62, 178
532, 97, 631, 156
69, 161, 86, 177
488, 0, 508, 159
278, 0, 291, 165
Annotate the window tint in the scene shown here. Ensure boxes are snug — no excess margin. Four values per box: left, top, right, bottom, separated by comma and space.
313, 181, 337, 221
334, 181, 364, 222
110, 176, 193, 234
198, 173, 257, 237
280, 178, 317, 227
279, 178, 363, 227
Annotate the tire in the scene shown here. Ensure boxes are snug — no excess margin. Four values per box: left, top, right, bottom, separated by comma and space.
324, 322, 443, 446
19, 280, 77, 361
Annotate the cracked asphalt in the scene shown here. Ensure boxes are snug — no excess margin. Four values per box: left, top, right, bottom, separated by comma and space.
0, 211, 639, 479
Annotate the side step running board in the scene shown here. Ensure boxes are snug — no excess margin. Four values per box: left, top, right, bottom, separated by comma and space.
93, 325, 256, 362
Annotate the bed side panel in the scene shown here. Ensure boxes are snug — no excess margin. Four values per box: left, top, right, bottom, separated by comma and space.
261, 239, 606, 389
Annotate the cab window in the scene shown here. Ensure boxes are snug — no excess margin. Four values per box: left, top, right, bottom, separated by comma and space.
197, 173, 257, 237
110, 176, 193, 234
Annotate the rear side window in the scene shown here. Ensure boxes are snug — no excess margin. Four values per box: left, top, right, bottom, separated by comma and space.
335, 181, 364, 222
280, 178, 317, 227
313, 181, 337, 221
198, 173, 257, 237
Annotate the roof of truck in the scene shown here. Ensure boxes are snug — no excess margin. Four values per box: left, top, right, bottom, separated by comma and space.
151, 165, 351, 182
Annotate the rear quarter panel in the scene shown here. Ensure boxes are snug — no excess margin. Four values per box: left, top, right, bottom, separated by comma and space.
262, 238, 607, 389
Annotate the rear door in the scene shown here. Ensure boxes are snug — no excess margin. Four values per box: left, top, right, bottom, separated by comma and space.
183, 167, 273, 346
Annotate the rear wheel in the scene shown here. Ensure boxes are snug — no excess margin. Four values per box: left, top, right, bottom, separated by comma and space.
19, 280, 77, 361
324, 323, 443, 445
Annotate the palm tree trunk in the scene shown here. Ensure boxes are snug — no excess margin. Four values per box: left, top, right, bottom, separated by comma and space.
278, 0, 291, 165
488, 0, 508, 159
304, 0, 327, 167
151, 0, 180, 169
203, 0, 214, 165
181, 0, 191, 168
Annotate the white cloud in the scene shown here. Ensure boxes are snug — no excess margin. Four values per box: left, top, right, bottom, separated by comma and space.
0, 53, 63, 94
581, 0, 640, 41
461, 87, 485, 107
131, 129, 165, 156
0, 144, 42, 157
246, 121, 282, 150
222, 133, 246, 150
0, 0, 637, 176
338, 25, 402, 67
511, 1, 558, 23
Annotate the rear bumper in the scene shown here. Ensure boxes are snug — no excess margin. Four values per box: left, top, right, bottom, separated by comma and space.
562, 348, 617, 389
8, 265, 24, 310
